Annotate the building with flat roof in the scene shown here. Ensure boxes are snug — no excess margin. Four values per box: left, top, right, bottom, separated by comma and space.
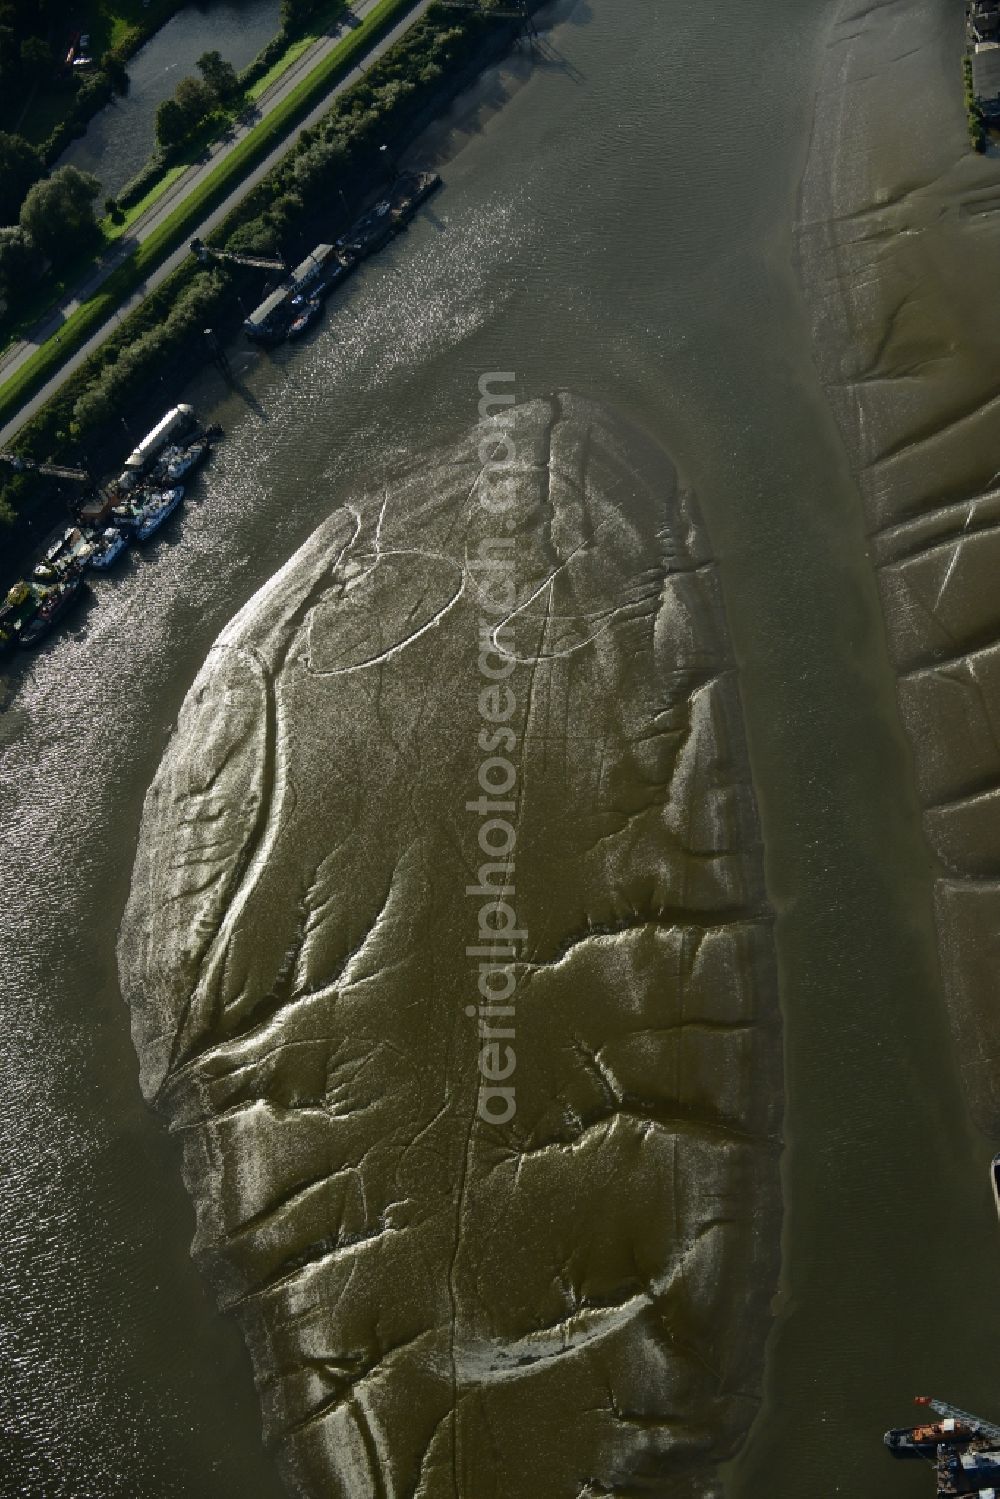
291, 244, 336, 293
244, 286, 291, 341
973, 37, 1000, 118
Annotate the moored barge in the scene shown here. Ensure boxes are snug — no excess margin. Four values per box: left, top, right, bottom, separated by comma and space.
17, 571, 85, 648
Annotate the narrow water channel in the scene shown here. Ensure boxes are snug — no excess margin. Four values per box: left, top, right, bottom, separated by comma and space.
1, 0, 995, 1493
59, 0, 281, 197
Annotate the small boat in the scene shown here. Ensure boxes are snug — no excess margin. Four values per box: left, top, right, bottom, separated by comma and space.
0, 580, 40, 635
339, 198, 395, 259
287, 297, 321, 338
990, 1152, 1000, 1220
0, 580, 38, 651
389, 170, 442, 226
316, 256, 355, 298
88, 526, 129, 571
156, 436, 211, 483
110, 499, 143, 534
34, 525, 94, 581
134, 485, 184, 542
17, 571, 85, 648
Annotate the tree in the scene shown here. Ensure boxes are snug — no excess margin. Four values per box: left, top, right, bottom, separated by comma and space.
175, 75, 215, 128
0, 131, 44, 225
19, 35, 52, 82
157, 75, 215, 149
19, 167, 100, 262
101, 51, 129, 95
280, 0, 321, 34
0, 225, 34, 301
0, 24, 17, 74
155, 96, 186, 149
197, 49, 239, 104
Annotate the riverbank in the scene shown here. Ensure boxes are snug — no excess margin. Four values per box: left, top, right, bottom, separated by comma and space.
797, 0, 1000, 1136
0, 2, 536, 585
731, 0, 1000, 1490
0, 0, 425, 436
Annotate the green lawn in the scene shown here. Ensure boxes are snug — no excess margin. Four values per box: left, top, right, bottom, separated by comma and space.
95, 0, 187, 57
0, 231, 111, 354
248, 34, 318, 101
0, 0, 420, 428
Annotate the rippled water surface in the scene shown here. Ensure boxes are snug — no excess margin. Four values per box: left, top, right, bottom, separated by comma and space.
2, 0, 998, 1494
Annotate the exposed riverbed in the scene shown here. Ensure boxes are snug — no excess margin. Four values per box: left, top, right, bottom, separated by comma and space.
1, 0, 996, 1494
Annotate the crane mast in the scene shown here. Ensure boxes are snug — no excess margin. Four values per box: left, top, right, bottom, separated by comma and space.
0, 452, 91, 482
914, 1396, 1000, 1442
190, 237, 287, 273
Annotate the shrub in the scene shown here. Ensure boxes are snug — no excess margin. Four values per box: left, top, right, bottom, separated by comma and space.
116, 155, 167, 211
237, 33, 289, 93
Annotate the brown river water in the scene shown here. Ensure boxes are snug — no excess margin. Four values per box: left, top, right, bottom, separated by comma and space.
2, 0, 999, 1494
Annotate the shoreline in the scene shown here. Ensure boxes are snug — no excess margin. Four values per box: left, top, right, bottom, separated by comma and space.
795, 0, 1000, 1136
734, 0, 1000, 1489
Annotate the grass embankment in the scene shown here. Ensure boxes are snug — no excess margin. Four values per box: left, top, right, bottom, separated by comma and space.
247, 0, 352, 101
0, 0, 420, 430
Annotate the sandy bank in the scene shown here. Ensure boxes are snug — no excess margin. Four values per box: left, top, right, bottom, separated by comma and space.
119, 395, 781, 1498
797, 0, 1000, 1133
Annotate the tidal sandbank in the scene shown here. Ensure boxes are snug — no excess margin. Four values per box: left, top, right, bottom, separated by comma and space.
798, 0, 1000, 1134
120, 396, 782, 1497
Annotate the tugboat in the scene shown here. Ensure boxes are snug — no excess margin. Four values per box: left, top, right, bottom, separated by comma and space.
886, 1398, 1000, 1494
17, 570, 85, 648
134, 485, 184, 542
88, 526, 129, 571
885, 1404, 979, 1459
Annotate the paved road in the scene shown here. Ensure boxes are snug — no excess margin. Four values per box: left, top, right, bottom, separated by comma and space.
0, 0, 433, 447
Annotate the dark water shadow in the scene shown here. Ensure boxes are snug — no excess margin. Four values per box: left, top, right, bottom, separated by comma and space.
224, 368, 269, 420
532, 33, 584, 81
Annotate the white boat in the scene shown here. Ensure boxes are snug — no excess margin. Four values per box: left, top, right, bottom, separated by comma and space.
134, 486, 184, 542
160, 436, 210, 482
89, 527, 129, 570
